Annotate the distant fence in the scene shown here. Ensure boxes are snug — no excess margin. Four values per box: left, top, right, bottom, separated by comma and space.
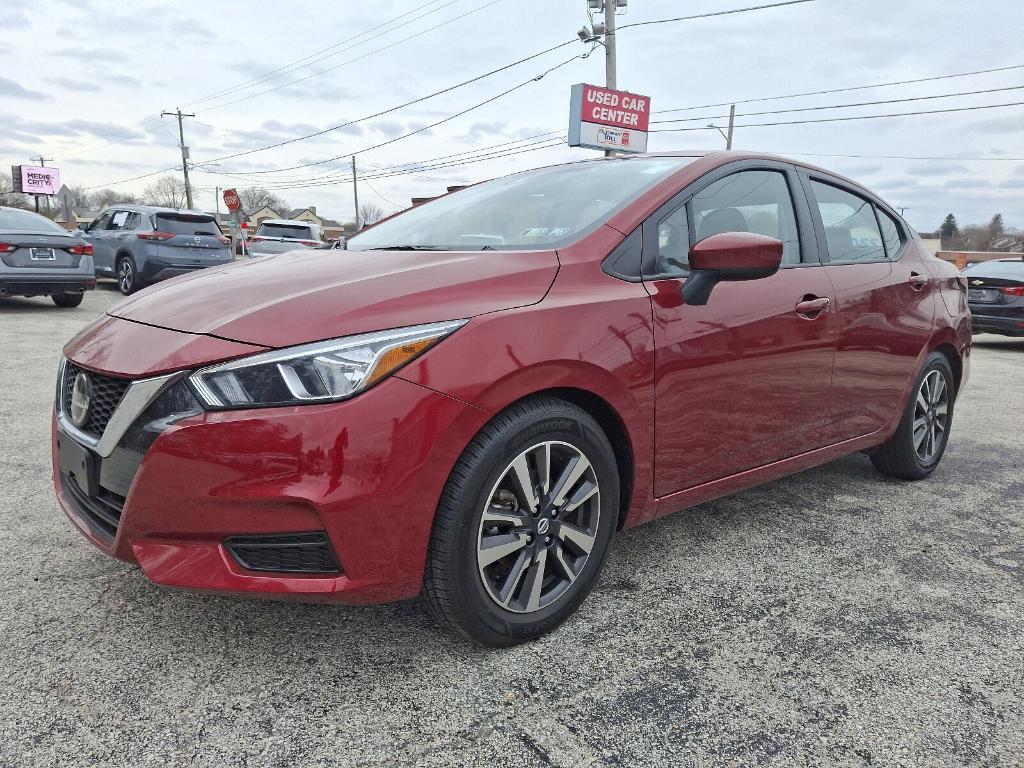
937, 251, 1023, 269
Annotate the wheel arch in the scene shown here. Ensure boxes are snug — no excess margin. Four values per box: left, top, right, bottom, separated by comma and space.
499, 386, 636, 531
932, 341, 962, 395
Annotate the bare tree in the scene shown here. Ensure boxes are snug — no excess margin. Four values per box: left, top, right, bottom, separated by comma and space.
0, 172, 30, 209
142, 176, 187, 209
237, 186, 289, 215
359, 202, 385, 225
91, 188, 139, 209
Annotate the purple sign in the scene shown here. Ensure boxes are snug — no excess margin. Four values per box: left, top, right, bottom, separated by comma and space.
20, 165, 60, 195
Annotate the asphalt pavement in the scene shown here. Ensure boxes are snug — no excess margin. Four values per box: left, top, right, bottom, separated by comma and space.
1, 285, 1021, 767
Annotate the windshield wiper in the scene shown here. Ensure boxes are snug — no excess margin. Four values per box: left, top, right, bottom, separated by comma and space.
372, 244, 444, 250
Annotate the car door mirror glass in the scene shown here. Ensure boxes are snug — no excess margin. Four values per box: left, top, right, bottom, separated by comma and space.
681, 232, 784, 306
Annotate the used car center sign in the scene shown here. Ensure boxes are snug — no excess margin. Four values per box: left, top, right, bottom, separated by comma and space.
568, 83, 651, 153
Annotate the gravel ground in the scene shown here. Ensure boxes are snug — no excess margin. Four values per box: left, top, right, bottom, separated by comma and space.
1, 285, 1021, 768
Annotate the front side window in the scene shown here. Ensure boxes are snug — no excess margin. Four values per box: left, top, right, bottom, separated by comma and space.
691, 170, 801, 265
810, 181, 886, 263
655, 204, 690, 275
347, 157, 696, 251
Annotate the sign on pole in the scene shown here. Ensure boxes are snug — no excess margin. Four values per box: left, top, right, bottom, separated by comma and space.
12, 165, 61, 195
568, 83, 651, 153
222, 188, 241, 213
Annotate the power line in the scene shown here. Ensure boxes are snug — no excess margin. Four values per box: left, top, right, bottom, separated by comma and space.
654, 63, 1024, 114
650, 100, 1024, 132
617, 0, 815, 31
198, 0, 505, 114
182, 0, 463, 109
651, 83, 1024, 124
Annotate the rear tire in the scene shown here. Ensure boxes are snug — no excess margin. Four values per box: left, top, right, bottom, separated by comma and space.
51, 292, 84, 308
422, 397, 619, 646
116, 256, 138, 295
871, 352, 955, 480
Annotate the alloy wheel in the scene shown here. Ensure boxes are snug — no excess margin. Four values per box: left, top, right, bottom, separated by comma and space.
913, 369, 948, 463
118, 260, 134, 293
476, 440, 601, 614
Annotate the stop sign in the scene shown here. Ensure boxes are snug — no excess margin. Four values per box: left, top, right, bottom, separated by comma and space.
223, 188, 241, 213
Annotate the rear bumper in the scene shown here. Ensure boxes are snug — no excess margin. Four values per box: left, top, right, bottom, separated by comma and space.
969, 309, 1024, 336
140, 259, 231, 283
0, 275, 95, 296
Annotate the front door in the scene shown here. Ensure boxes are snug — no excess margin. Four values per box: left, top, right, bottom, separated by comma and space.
647, 166, 837, 497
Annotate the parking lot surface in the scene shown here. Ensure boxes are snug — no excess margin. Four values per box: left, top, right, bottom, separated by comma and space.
1, 286, 1021, 768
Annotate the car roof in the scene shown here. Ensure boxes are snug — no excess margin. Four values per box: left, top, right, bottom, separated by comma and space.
99, 204, 213, 216
258, 219, 318, 226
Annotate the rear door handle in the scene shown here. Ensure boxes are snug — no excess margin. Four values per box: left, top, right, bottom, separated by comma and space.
795, 296, 831, 318
909, 272, 928, 291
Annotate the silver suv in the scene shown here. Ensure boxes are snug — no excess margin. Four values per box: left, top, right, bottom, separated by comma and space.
0, 206, 95, 308
248, 218, 325, 258
80, 205, 232, 294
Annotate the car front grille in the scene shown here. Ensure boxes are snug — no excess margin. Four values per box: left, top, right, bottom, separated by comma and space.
224, 533, 341, 574
60, 474, 125, 542
62, 362, 132, 439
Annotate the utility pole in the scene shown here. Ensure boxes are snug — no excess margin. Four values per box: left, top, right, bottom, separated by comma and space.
161, 108, 195, 209
351, 156, 361, 231
725, 104, 735, 150
603, 0, 617, 157
31, 155, 53, 214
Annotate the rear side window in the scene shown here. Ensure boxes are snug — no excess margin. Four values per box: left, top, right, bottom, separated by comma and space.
155, 214, 220, 236
256, 223, 315, 240
810, 181, 886, 263
877, 208, 904, 258
691, 170, 801, 265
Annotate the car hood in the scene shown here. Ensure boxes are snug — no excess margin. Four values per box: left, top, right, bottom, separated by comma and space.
107, 248, 559, 348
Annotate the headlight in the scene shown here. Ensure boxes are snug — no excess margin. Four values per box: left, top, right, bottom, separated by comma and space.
189, 319, 465, 409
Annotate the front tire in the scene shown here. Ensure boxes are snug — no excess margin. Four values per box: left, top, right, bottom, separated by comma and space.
51, 292, 84, 308
871, 352, 955, 480
423, 397, 619, 646
116, 256, 139, 295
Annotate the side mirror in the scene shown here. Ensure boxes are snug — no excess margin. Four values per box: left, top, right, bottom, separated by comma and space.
681, 232, 784, 306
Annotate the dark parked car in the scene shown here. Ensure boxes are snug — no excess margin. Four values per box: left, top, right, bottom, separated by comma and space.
53, 152, 970, 645
0, 206, 94, 307
962, 258, 1024, 336
79, 205, 232, 294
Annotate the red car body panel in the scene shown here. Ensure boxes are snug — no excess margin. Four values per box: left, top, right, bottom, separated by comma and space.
106, 247, 559, 348
52, 152, 972, 604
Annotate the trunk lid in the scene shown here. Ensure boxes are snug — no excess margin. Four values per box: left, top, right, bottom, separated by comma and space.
0, 231, 86, 269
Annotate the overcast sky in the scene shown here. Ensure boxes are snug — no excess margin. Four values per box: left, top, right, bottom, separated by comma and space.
1, 0, 1021, 231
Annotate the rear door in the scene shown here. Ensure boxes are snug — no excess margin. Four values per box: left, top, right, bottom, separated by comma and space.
151, 213, 229, 264
645, 162, 837, 496
800, 174, 936, 441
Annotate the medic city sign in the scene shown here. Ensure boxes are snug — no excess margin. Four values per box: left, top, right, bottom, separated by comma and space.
12, 165, 61, 196
568, 83, 651, 153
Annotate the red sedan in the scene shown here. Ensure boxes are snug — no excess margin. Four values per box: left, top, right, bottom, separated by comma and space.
53, 152, 970, 645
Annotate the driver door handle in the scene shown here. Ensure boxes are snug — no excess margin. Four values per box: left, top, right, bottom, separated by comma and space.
795, 296, 831, 318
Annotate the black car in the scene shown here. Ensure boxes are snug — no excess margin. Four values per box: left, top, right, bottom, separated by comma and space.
963, 257, 1024, 337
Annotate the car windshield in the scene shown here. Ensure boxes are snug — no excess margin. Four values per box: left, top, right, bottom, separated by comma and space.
0, 209, 68, 233
346, 157, 696, 251
154, 214, 221, 236
257, 223, 315, 240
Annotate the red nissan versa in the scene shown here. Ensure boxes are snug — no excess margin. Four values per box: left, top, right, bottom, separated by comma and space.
52, 152, 971, 646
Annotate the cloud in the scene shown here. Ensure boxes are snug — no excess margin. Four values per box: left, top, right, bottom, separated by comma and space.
54, 46, 127, 64
907, 162, 970, 177
370, 120, 406, 138
43, 76, 102, 93
999, 178, 1024, 190
943, 177, 993, 189
0, 75, 48, 101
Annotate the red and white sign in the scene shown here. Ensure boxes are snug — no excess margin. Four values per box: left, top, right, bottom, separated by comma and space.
222, 188, 241, 213
569, 83, 651, 153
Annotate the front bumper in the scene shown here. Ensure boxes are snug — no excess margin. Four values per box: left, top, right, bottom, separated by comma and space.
968, 308, 1024, 336
52, 373, 488, 604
